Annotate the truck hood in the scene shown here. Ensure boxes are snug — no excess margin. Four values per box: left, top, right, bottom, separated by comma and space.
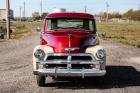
42, 30, 97, 53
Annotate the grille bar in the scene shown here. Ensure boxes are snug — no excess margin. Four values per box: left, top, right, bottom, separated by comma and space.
45, 64, 95, 69
45, 53, 94, 62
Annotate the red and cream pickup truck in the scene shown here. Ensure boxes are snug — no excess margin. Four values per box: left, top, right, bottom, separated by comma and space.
33, 12, 106, 87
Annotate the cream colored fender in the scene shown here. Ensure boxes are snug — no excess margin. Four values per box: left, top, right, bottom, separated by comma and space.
86, 45, 106, 70
33, 45, 53, 70
86, 45, 106, 60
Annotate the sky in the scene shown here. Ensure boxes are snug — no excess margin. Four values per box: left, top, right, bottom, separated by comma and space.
0, 0, 140, 17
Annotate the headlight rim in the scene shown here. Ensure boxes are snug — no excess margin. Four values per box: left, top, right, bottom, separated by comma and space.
96, 49, 105, 59
34, 49, 45, 60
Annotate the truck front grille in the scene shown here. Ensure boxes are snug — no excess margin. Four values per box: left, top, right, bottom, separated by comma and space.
72, 56, 92, 61
45, 64, 95, 69
47, 56, 67, 61
46, 53, 94, 62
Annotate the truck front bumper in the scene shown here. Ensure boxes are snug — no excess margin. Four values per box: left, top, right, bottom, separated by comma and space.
33, 53, 106, 77
33, 68, 106, 77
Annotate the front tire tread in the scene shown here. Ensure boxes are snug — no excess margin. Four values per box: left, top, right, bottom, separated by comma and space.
36, 75, 45, 87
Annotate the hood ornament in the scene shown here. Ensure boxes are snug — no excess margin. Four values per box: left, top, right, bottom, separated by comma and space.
64, 47, 80, 51
63, 33, 80, 52
67, 33, 74, 48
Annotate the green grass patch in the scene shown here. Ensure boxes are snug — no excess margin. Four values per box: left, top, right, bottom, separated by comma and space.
0, 21, 43, 39
11, 23, 30, 39
97, 23, 140, 48
11, 21, 42, 39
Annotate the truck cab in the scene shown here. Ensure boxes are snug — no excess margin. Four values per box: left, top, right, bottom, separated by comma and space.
33, 12, 106, 87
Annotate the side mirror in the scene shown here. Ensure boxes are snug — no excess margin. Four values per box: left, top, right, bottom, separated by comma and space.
97, 32, 106, 38
36, 27, 41, 32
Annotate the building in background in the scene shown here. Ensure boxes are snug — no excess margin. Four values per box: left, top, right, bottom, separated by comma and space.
52, 8, 66, 13
0, 9, 14, 21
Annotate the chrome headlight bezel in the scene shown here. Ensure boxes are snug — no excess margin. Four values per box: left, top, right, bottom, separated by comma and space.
34, 49, 45, 60
96, 49, 105, 59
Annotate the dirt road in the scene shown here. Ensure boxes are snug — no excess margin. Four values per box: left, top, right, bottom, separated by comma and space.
0, 32, 140, 93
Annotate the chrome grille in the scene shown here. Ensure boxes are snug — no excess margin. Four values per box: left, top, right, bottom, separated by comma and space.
45, 53, 95, 63
44, 64, 95, 69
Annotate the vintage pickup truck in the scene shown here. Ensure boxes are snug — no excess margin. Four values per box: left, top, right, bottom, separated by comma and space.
33, 12, 106, 87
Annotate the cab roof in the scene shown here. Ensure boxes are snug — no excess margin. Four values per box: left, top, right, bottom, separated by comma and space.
46, 12, 94, 19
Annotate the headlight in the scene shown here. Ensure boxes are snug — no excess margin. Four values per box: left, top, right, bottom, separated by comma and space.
34, 49, 45, 60
96, 49, 105, 59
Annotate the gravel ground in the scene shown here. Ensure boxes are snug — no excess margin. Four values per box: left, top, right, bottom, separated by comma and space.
0, 32, 140, 93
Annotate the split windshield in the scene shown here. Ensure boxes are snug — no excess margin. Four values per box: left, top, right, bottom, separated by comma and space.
47, 18, 95, 31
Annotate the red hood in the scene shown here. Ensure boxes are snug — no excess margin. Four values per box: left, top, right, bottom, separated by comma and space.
42, 30, 97, 53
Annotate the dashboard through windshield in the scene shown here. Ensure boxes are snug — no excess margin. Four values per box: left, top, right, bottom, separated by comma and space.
46, 18, 95, 31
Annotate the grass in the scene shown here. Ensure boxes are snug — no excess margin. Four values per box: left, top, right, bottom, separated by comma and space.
11, 23, 30, 39
97, 22, 140, 48
11, 21, 43, 39
0, 21, 43, 39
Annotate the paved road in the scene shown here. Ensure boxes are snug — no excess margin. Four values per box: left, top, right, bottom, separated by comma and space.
0, 32, 140, 93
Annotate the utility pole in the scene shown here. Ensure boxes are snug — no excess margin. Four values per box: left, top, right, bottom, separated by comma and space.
106, 2, 109, 22
19, 6, 22, 21
23, 1, 26, 21
139, 4, 140, 11
40, 0, 42, 16
6, 0, 10, 39
84, 5, 87, 13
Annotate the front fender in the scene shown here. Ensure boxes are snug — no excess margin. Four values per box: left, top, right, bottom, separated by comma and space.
86, 45, 106, 70
33, 45, 53, 70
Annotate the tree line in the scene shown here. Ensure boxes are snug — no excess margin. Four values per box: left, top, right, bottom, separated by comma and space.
97, 9, 140, 21
32, 9, 140, 21
32, 12, 48, 21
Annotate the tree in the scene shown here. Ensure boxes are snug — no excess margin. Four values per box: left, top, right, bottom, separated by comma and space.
32, 12, 40, 21
41, 13, 48, 19
123, 9, 140, 21
98, 12, 122, 21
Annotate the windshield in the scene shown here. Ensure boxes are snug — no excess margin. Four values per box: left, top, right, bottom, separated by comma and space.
47, 18, 95, 31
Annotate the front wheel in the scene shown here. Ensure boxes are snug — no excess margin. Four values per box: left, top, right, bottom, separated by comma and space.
36, 75, 45, 87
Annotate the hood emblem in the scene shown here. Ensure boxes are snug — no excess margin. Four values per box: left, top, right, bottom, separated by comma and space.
67, 33, 74, 48
64, 47, 80, 51
68, 33, 74, 39
63, 33, 80, 52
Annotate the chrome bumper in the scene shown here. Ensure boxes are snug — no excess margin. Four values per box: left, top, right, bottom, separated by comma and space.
33, 53, 106, 77
33, 68, 106, 77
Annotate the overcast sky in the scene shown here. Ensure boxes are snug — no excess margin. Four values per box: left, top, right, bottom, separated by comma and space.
0, 0, 140, 17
